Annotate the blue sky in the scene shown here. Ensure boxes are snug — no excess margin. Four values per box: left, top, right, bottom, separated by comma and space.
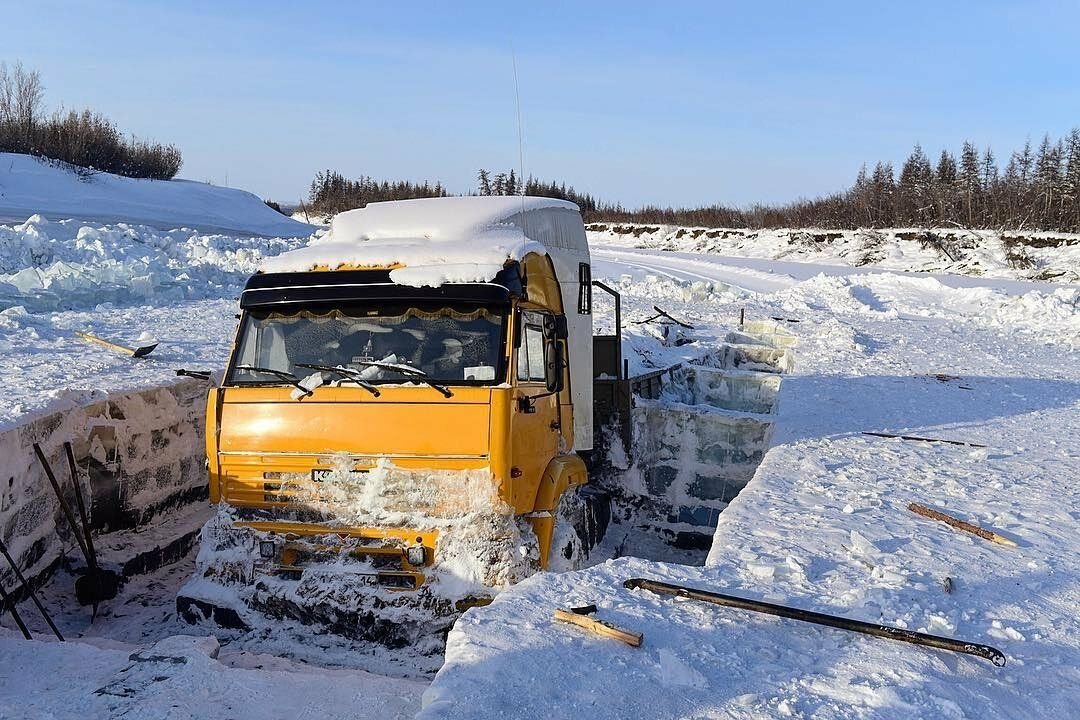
5, 1, 1079, 208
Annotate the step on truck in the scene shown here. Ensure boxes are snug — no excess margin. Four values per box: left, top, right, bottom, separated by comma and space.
177, 197, 615, 645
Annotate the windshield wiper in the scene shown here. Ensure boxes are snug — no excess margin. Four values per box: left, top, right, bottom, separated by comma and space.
296, 363, 381, 397
353, 360, 454, 398
233, 365, 313, 397
176, 368, 213, 381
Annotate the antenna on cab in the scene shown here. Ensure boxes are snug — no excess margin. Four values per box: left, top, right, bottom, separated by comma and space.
512, 49, 528, 255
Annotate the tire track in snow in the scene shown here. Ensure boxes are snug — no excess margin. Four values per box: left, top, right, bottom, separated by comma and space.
591, 245, 796, 294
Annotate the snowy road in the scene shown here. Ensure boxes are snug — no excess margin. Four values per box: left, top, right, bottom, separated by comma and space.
592, 244, 1078, 296
592, 245, 791, 294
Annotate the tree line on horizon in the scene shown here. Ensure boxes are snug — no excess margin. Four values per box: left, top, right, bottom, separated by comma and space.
306, 169, 450, 216
595, 131, 1080, 233
311, 132, 1080, 234
307, 166, 602, 217
0, 61, 183, 181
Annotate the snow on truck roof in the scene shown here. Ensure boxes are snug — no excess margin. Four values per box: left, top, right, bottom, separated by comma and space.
260, 196, 586, 287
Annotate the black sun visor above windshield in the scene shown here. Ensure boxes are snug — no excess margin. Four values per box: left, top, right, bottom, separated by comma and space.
240, 265, 523, 309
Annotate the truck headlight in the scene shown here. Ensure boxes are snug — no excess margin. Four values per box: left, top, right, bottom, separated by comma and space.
406, 545, 426, 566
259, 540, 277, 559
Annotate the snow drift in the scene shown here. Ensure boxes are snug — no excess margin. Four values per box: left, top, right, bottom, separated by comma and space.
0, 214, 307, 312
0, 152, 314, 237
588, 223, 1080, 284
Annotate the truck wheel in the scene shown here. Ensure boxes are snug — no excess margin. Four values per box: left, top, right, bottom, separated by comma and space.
547, 486, 587, 572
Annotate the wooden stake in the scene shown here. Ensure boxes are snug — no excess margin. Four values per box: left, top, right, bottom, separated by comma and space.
553, 608, 643, 647
908, 503, 1018, 547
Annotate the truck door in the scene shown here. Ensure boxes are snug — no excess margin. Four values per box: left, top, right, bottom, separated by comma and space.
510, 310, 561, 509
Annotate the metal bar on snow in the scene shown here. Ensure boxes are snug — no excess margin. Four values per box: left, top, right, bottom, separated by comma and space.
862, 431, 986, 448
624, 578, 1006, 667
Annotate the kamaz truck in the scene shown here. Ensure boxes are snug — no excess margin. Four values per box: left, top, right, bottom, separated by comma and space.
178, 197, 614, 644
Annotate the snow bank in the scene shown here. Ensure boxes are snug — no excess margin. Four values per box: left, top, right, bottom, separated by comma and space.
588, 223, 1080, 284
262, 196, 566, 276
0, 214, 308, 312
0, 153, 314, 237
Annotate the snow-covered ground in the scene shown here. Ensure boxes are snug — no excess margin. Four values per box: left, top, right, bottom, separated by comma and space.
0, 632, 425, 719
0, 153, 314, 237
421, 269, 1080, 719
0, 198, 1077, 718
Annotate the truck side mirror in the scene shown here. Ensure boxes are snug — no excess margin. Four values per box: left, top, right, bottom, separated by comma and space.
546, 341, 565, 394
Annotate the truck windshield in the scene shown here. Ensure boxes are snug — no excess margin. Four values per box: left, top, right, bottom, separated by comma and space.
228, 305, 507, 387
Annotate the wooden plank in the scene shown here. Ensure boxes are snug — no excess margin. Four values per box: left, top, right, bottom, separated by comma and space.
908, 502, 1018, 547
553, 608, 643, 647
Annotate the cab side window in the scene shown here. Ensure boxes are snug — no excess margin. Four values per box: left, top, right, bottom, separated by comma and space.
517, 311, 547, 382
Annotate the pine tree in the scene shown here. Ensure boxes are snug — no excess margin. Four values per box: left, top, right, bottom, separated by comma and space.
898, 144, 934, 225
1034, 134, 1062, 228
934, 149, 958, 223
477, 169, 491, 195
1063, 128, 1080, 232
958, 141, 981, 226
870, 162, 896, 226
980, 148, 998, 226
1008, 139, 1035, 226
850, 164, 872, 225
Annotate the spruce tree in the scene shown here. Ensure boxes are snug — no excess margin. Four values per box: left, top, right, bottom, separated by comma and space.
934, 150, 958, 223
959, 142, 981, 226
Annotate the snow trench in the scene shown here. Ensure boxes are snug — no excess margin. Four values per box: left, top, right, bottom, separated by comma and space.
597, 320, 796, 550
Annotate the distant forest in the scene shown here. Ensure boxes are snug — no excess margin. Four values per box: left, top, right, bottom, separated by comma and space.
309, 129, 1080, 233
0, 61, 182, 180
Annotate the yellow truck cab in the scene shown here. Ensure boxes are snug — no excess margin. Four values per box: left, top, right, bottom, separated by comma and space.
188, 198, 599, 634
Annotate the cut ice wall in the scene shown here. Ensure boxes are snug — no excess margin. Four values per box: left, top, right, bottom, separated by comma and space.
601, 321, 795, 549
0, 380, 209, 593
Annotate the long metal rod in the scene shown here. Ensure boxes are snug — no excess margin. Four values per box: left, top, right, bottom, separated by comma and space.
64, 442, 98, 570
862, 431, 986, 448
0, 579, 32, 640
32, 443, 91, 565
64, 441, 103, 619
0, 537, 63, 640
624, 578, 1006, 667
